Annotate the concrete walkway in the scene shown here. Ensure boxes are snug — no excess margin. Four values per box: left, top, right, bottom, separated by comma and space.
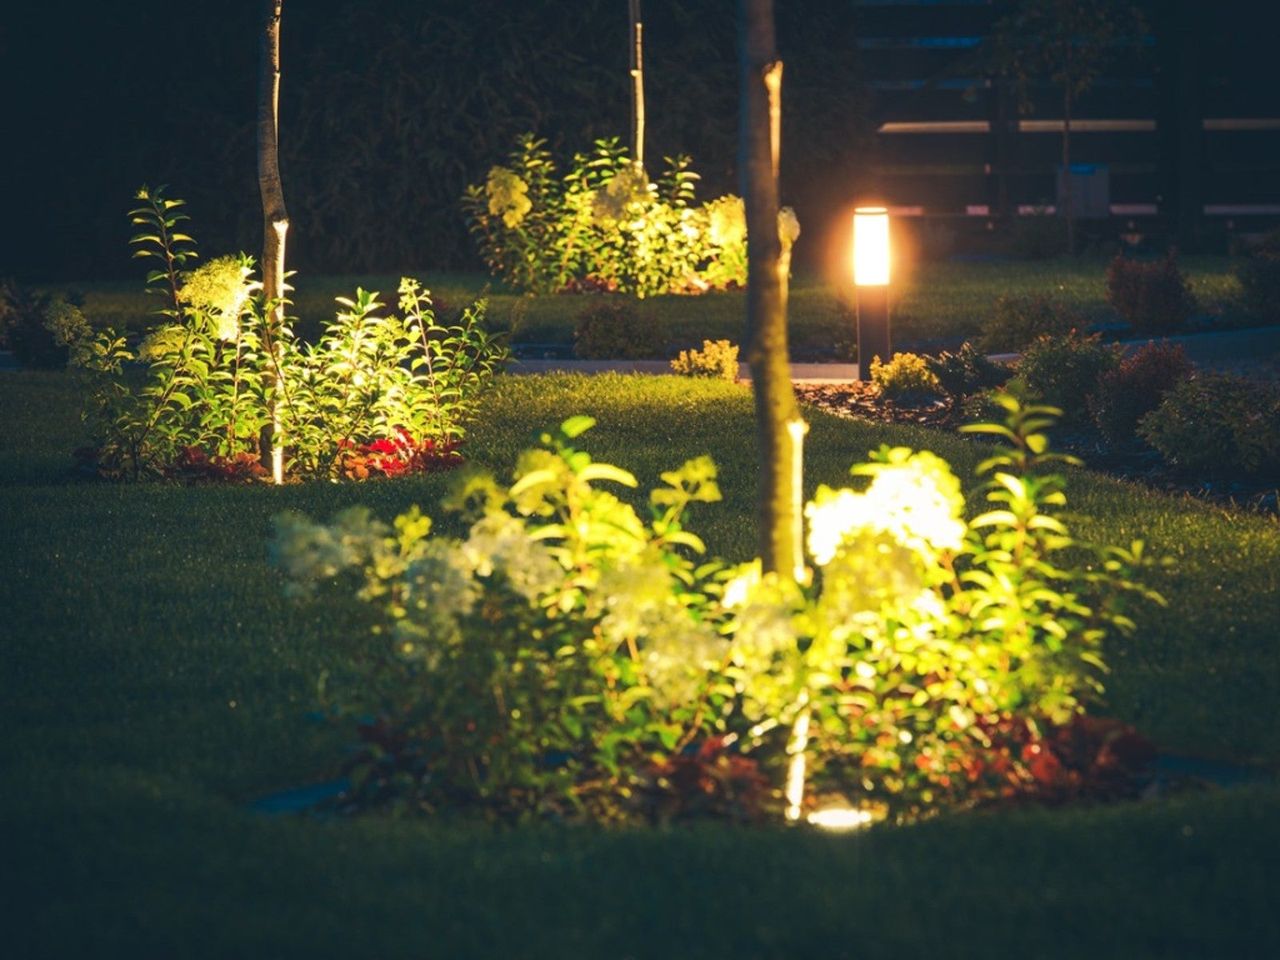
510, 325, 1280, 383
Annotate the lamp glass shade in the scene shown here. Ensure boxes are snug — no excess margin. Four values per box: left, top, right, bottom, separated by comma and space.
853, 207, 890, 286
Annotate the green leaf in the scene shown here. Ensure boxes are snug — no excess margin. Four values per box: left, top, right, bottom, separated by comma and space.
559, 415, 596, 439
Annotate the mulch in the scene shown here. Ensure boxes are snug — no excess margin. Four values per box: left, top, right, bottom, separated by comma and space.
793, 383, 1280, 516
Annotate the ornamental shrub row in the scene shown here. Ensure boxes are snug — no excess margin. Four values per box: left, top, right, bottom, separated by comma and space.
463, 134, 798, 299
63, 187, 506, 481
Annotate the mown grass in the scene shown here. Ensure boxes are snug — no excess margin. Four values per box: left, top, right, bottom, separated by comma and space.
49, 256, 1245, 358
2, 370, 1277, 958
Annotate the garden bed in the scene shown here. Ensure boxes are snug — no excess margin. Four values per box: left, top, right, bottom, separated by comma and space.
2, 370, 1278, 957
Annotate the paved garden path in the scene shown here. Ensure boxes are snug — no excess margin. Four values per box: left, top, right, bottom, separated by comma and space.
509, 324, 1280, 383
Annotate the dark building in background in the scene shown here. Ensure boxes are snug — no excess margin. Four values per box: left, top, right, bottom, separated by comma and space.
853, 0, 1280, 249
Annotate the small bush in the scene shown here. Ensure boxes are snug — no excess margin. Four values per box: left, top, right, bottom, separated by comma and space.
1236, 229, 1280, 325
1089, 341, 1195, 444
670, 339, 739, 381
1006, 210, 1068, 260
463, 134, 797, 298
273, 400, 1163, 824
0, 281, 83, 369
1105, 253, 1196, 334
980, 294, 1079, 353
574, 301, 665, 359
1138, 375, 1280, 479
926, 341, 1012, 398
870, 352, 942, 401
1018, 331, 1120, 422
68, 186, 506, 481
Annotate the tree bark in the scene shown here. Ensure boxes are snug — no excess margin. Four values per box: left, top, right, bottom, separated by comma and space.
628, 0, 645, 171
258, 0, 289, 483
740, 0, 805, 583
741, 0, 809, 824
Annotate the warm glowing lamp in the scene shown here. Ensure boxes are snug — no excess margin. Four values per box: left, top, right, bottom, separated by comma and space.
853, 207, 892, 374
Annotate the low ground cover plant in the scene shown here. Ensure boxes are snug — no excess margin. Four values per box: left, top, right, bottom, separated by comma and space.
869, 351, 942, 401
273, 396, 1163, 825
925, 341, 1012, 399
1106, 253, 1197, 335
65, 187, 506, 481
671, 339, 740, 381
463, 134, 798, 298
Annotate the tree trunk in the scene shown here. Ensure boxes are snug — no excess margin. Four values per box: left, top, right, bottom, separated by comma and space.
740, 0, 810, 822
628, 0, 645, 171
258, 0, 288, 484
740, 0, 805, 582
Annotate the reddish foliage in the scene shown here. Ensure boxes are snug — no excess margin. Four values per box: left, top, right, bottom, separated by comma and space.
166, 446, 269, 483
337, 429, 464, 480
637, 738, 778, 825
963, 714, 1156, 806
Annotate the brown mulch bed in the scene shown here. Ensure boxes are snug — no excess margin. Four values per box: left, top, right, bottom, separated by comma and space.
794, 382, 1280, 516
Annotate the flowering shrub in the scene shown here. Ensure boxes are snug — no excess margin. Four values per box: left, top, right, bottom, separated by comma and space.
670, 339, 740, 381
1089, 341, 1194, 445
462, 134, 798, 298
68, 187, 506, 481
869, 352, 943, 401
1105, 253, 1196, 335
274, 397, 1163, 824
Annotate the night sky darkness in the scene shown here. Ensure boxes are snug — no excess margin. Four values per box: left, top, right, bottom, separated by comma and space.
3, 1, 1277, 281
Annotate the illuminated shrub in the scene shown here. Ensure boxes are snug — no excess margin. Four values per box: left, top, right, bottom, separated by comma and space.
980, 294, 1079, 353
1236, 228, 1280, 325
68, 187, 506, 480
274, 398, 1162, 824
573, 301, 664, 360
870, 351, 942, 401
1138, 375, 1280, 479
463, 134, 796, 298
1017, 331, 1120, 423
1089, 341, 1194, 444
670, 339, 740, 381
1105, 253, 1196, 334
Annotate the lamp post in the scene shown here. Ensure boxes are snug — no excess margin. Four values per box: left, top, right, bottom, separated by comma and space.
853, 206, 891, 377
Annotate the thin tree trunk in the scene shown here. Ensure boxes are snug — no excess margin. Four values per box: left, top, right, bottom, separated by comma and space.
740, 0, 810, 823
628, 0, 645, 171
258, 0, 288, 483
740, 0, 804, 581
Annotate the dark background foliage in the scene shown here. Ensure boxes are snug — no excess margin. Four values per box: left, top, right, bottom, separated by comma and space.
2, 0, 869, 280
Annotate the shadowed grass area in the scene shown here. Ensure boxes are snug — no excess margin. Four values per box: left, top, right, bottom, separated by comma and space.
1, 370, 1277, 958
45, 256, 1245, 358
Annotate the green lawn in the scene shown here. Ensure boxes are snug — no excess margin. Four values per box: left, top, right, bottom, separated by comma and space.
49, 256, 1245, 358
2, 371, 1278, 958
